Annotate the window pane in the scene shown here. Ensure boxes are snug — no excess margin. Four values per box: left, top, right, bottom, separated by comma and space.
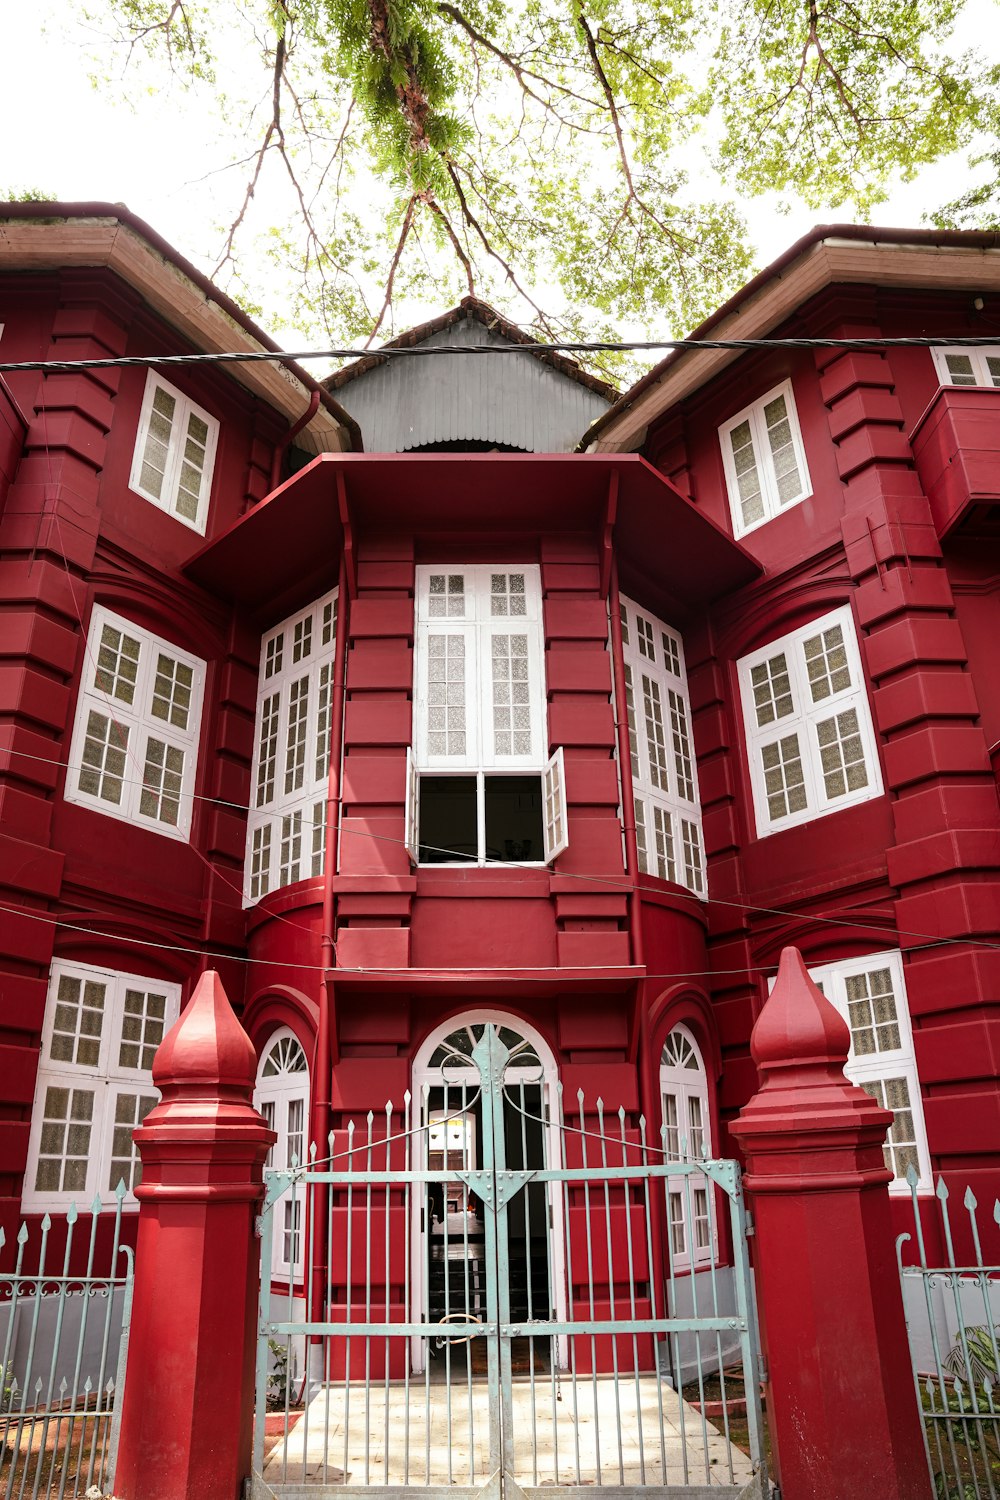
250, 823, 272, 901
256, 692, 280, 807
50, 973, 107, 1069
642, 675, 670, 792
426, 635, 467, 757
760, 734, 808, 820
139, 385, 176, 499
763, 393, 803, 506
428, 573, 466, 618
802, 624, 852, 702
292, 615, 313, 664
150, 654, 194, 730
623, 664, 639, 779
484, 775, 543, 862
844, 967, 901, 1055
119, 987, 170, 1072
651, 803, 675, 882
681, 818, 704, 895
139, 737, 185, 826
668, 689, 695, 801
279, 810, 303, 886
490, 572, 527, 616
79, 711, 129, 805
108, 1092, 158, 1193
729, 419, 764, 527
284, 677, 310, 794
636, 614, 655, 661
94, 624, 141, 704
944, 352, 977, 385
35, 1085, 94, 1195
816, 708, 869, 800
491, 634, 532, 757
750, 653, 794, 726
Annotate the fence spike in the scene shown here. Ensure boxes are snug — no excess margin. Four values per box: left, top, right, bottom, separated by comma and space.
963, 1185, 977, 1211
16, 1222, 28, 1246
403, 1088, 411, 1107
90, 1193, 102, 1214
905, 1161, 919, 1188
993, 1199, 1000, 1228
105, 1378, 115, 1395
66, 1201, 78, 1225
58, 1377, 67, 1395
936, 1175, 949, 1202
0, 1226, 5, 1253
83, 1376, 93, 1395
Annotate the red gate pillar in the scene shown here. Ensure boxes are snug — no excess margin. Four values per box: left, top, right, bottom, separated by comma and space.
114, 970, 275, 1500
730, 947, 929, 1500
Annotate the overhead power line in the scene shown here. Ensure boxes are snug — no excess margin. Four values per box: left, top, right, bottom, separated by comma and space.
2, 334, 1000, 375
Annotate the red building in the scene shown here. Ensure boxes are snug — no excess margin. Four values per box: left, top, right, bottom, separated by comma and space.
1, 206, 998, 1368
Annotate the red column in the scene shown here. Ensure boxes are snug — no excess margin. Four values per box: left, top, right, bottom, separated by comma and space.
114, 971, 275, 1500
730, 947, 930, 1500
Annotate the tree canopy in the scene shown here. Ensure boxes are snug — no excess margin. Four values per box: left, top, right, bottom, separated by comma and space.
86, 0, 992, 377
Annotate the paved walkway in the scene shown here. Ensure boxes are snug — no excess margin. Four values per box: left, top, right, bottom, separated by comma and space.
264, 1374, 753, 1489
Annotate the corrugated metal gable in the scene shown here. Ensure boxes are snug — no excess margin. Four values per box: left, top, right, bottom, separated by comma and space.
335, 318, 610, 453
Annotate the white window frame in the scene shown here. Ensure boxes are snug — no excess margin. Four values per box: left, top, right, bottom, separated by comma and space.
931, 346, 1000, 389
64, 604, 206, 841
129, 371, 219, 534
719, 379, 812, 539
770, 951, 931, 1192
660, 1024, 717, 1271
23, 959, 181, 1212
618, 595, 705, 897
244, 589, 338, 905
255, 1028, 310, 1281
737, 604, 882, 839
409, 565, 567, 867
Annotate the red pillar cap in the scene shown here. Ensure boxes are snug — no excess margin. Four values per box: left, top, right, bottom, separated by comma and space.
153, 969, 257, 1096
752, 946, 851, 1078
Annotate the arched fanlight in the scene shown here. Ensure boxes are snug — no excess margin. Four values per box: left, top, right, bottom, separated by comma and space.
260, 1032, 308, 1078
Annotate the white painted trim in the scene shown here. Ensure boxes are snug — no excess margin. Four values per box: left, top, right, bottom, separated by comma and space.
659, 1024, 717, 1271
719, 379, 812, 539
931, 345, 1000, 388
128, 370, 219, 534
255, 1027, 310, 1281
737, 604, 883, 838
64, 604, 206, 841
23, 959, 181, 1212
778, 950, 932, 1192
619, 595, 705, 895
410, 1011, 568, 1372
245, 588, 338, 903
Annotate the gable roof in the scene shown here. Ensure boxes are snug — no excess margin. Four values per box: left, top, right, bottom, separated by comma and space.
0, 200, 361, 453
582, 223, 1000, 453
326, 295, 619, 402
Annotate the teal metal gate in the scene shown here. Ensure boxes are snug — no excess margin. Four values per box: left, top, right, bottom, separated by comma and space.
252, 1025, 766, 1498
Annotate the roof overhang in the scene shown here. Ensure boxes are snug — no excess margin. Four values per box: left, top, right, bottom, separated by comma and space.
184, 451, 761, 617
585, 224, 1000, 453
0, 202, 360, 453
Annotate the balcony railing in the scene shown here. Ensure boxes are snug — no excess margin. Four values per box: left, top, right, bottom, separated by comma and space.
911, 384, 1000, 538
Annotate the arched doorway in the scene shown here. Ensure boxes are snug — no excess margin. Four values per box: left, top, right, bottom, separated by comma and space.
659, 1024, 715, 1269
255, 1028, 310, 1284
411, 1012, 566, 1371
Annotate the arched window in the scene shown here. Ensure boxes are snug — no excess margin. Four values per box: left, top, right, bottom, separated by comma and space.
255, 1028, 310, 1281
659, 1025, 714, 1270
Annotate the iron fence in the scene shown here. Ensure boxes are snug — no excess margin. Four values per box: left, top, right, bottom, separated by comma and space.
253, 1025, 766, 1499
897, 1165, 1000, 1500
0, 1187, 133, 1500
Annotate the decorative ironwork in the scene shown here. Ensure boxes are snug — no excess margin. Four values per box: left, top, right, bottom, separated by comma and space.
897, 1165, 1000, 1498
0, 1185, 133, 1499
253, 1025, 766, 1498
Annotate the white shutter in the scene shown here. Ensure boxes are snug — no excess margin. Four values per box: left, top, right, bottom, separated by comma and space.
404, 747, 419, 863
415, 622, 478, 769
542, 747, 569, 863
481, 622, 543, 768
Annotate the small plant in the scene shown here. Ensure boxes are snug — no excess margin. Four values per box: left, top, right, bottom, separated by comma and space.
944, 1326, 1000, 1391
266, 1339, 290, 1411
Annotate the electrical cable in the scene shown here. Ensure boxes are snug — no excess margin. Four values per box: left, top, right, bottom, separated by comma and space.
3, 334, 1000, 375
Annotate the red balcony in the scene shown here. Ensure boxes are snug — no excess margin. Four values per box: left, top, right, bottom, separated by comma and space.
0, 376, 27, 511
911, 385, 1000, 538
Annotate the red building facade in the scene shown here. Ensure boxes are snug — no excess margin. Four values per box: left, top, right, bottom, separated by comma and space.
1, 208, 997, 1347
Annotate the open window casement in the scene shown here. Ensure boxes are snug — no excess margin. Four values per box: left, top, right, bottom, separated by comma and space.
542, 747, 569, 862
404, 746, 419, 862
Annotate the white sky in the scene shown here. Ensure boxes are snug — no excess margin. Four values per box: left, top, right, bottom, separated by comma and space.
4, 0, 998, 358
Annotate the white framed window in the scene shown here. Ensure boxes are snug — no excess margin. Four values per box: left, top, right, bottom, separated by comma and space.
65, 605, 205, 841
737, 604, 882, 838
408, 565, 567, 866
245, 590, 338, 904
255, 1029, 310, 1280
619, 596, 705, 897
931, 346, 1000, 389
129, 371, 219, 534
23, 960, 181, 1211
770, 951, 931, 1192
719, 379, 811, 538
660, 1025, 716, 1270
